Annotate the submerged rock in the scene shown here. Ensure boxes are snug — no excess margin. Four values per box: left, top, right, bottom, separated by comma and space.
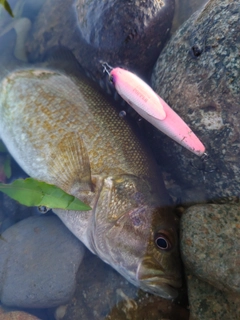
151, 0, 240, 202
180, 203, 240, 294
26, 0, 174, 81
180, 202, 240, 318
0, 215, 85, 308
105, 293, 189, 320
56, 250, 189, 320
186, 274, 240, 320
0, 0, 46, 62
0, 193, 34, 234
56, 250, 137, 320
0, 307, 41, 320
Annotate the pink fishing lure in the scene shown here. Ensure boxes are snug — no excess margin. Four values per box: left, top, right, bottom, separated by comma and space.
109, 67, 205, 156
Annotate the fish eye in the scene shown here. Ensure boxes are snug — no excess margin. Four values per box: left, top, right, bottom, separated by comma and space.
154, 233, 172, 251
38, 206, 50, 214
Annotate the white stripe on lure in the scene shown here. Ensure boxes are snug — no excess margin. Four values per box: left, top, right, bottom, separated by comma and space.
102, 63, 205, 157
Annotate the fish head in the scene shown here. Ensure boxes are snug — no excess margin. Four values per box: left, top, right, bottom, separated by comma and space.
92, 174, 182, 299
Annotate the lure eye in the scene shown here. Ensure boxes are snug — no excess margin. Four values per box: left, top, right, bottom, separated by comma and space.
154, 233, 172, 251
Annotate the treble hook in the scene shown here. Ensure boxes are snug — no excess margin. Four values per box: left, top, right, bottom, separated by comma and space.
100, 61, 113, 77
200, 152, 209, 164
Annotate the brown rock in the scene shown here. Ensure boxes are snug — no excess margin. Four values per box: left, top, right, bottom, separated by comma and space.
0, 308, 40, 320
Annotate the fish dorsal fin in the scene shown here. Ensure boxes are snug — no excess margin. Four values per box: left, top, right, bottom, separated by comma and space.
48, 132, 93, 197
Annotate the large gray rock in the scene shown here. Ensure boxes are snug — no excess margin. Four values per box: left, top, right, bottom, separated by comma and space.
25, 0, 174, 82
180, 203, 240, 294
0, 215, 85, 308
151, 0, 240, 201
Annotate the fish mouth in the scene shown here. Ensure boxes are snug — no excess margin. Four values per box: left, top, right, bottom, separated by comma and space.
136, 258, 182, 299
138, 276, 181, 299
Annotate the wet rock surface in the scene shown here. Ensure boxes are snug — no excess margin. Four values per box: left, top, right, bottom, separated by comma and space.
151, 0, 240, 201
1, 0, 239, 318
26, 0, 174, 82
180, 202, 240, 319
105, 293, 189, 320
0, 215, 85, 308
181, 203, 240, 293
55, 250, 189, 320
186, 274, 240, 320
0, 194, 33, 234
0, 306, 41, 320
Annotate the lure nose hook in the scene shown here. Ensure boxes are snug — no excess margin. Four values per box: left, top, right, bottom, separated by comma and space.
100, 61, 113, 77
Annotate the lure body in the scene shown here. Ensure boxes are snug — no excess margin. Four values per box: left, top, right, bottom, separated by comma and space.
110, 67, 205, 156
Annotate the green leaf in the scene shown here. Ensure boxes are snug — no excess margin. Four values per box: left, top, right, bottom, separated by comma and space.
0, 178, 91, 211
0, 0, 14, 17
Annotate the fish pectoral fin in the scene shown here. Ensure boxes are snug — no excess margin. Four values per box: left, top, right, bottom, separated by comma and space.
48, 132, 93, 197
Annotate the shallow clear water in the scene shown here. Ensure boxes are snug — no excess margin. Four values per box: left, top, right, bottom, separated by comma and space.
0, 0, 235, 319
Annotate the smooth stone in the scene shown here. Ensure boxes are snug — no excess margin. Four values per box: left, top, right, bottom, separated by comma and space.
56, 250, 189, 320
186, 274, 240, 320
0, 193, 35, 234
0, 215, 85, 308
74, 0, 175, 78
0, 307, 40, 320
180, 203, 240, 294
0, 0, 46, 63
56, 250, 137, 319
25, 0, 174, 82
151, 0, 240, 201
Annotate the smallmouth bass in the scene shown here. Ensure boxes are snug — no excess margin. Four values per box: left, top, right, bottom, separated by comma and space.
0, 52, 182, 299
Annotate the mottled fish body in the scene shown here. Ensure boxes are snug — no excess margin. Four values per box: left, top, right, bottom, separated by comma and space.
0, 58, 181, 299
109, 67, 205, 156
